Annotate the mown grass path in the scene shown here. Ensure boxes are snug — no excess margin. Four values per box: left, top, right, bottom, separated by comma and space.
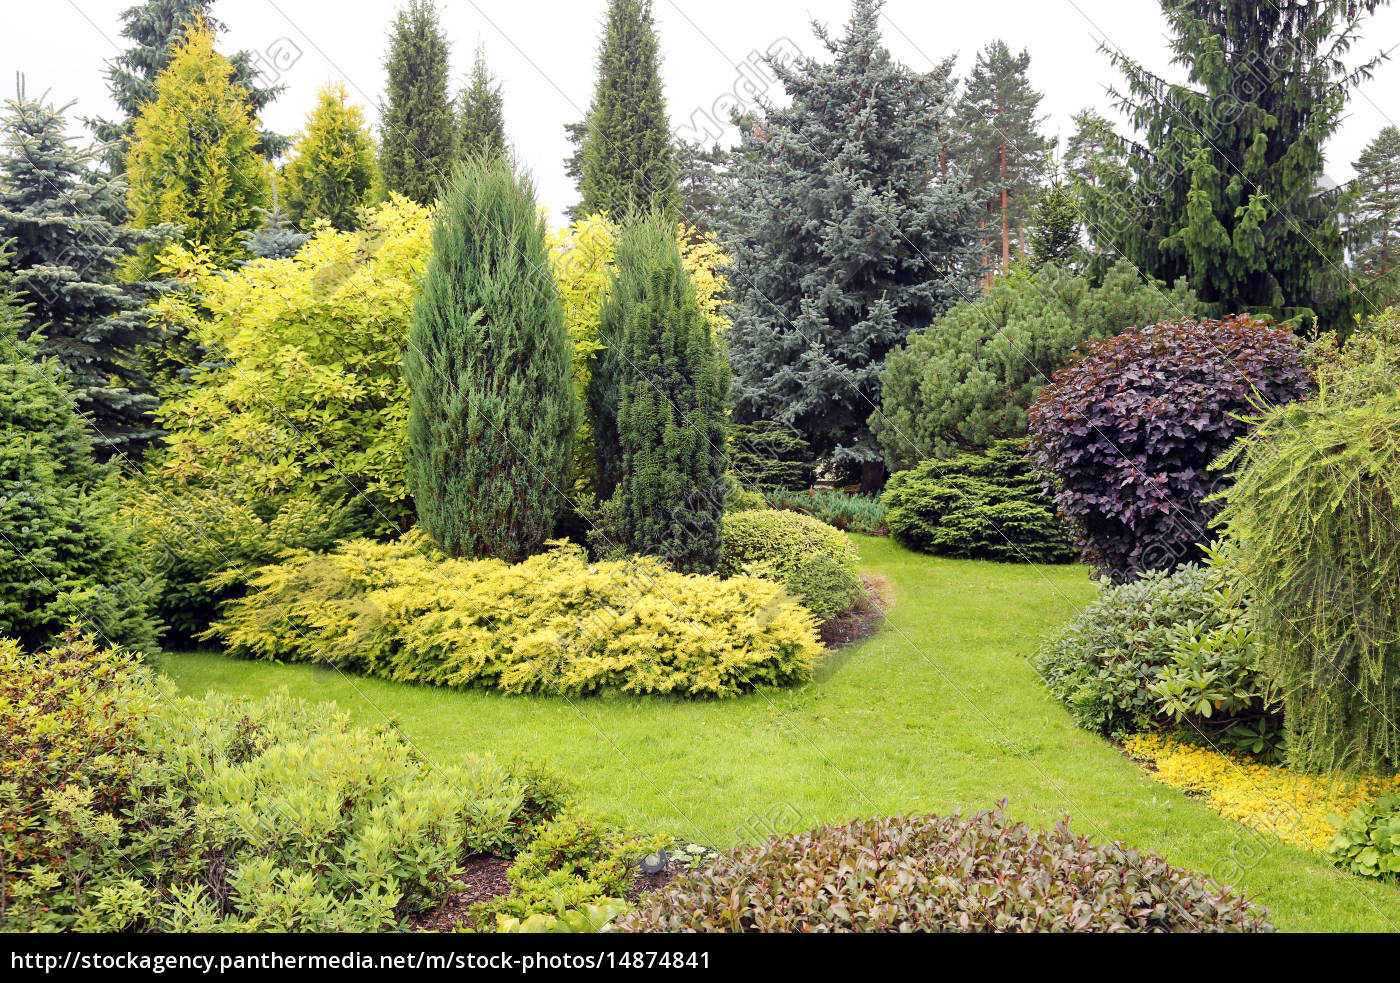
159, 535, 1400, 931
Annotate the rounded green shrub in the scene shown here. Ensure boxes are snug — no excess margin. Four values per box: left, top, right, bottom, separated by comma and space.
1326, 794, 1400, 880
619, 806, 1274, 932
882, 439, 1074, 563
718, 510, 861, 618
1034, 555, 1273, 741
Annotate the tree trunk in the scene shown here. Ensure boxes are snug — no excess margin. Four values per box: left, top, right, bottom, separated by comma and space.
859, 459, 886, 494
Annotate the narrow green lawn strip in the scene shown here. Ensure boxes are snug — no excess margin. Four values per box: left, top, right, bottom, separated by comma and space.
155, 535, 1400, 932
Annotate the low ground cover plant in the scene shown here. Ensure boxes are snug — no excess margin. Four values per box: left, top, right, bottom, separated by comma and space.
0, 632, 570, 932
619, 805, 1274, 932
718, 510, 862, 618
1326, 795, 1400, 880
882, 439, 1074, 563
211, 536, 823, 697
1124, 734, 1400, 853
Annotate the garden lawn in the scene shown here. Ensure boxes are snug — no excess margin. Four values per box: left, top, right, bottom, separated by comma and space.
157, 535, 1400, 932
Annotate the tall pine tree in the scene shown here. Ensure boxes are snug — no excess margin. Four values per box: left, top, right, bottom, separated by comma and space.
405, 157, 578, 562
0, 84, 174, 456
612, 214, 729, 573
281, 81, 378, 232
379, 0, 456, 206
1086, 0, 1389, 328
456, 44, 508, 161
1348, 124, 1400, 299
575, 0, 679, 221
88, 0, 285, 174
126, 21, 269, 268
953, 40, 1051, 284
725, 0, 981, 489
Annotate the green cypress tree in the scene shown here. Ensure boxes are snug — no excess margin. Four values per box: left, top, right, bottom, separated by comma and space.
0, 84, 175, 457
576, 0, 679, 221
405, 157, 578, 562
725, 0, 981, 490
0, 250, 158, 650
379, 0, 456, 206
612, 214, 729, 573
87, 0, 285, 174
1348, 124, 1400, 301
953, 40, 1051, 282
1086, 0, 1389, 329
281, 81, 378, 232
456, 44, 508, 161
126, 21, 269, 268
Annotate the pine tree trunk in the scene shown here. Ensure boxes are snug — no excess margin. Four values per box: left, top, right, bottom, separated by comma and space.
1000, 137, 1010, 273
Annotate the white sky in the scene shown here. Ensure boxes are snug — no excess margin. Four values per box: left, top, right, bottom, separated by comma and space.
4, 0, 1398, 225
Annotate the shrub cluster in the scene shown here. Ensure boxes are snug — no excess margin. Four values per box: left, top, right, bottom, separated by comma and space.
718, 510, 862, 618
1034, 556, 1274, 741
764, 488, 887, 536
729, 420, 814, 491
882, 439, 1074, 563
0, 632, 569, 932
619, 806, 1273, 932
211, 536, 823, 697
1026, 315, 1308, 581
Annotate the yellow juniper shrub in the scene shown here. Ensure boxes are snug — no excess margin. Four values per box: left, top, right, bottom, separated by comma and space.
208, 536, 823, 698
1123, 733, 1400, 851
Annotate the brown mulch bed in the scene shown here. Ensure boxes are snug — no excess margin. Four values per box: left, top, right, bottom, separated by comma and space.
820, 573, 891, 648
411, 854, 512, 932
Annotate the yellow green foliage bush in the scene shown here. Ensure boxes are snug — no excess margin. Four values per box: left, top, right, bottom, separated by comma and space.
0, 632, 571, 932
1123, 733, 1400, 851
209, 536, 823, 697
149, 197, 432, 536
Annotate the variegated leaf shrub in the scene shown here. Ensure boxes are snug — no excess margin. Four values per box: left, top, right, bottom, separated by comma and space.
209, 535, 823, 697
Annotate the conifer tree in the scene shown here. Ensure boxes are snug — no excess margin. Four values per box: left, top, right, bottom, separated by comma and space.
0, 84, 174, 456
1028, 168, 1082, 269
405, 157, 578, 562
953, 40, 1051, 283
88, 0, 285, 174
675, 138, 729, 238
611, 214, 729, 573
1349, 124, 1400, 297
281, 82, 378, 231
126, 21, 269, 268
725, 0, 980, 489
1086, 0, 1390, 328
240, 176, 309, 260
379, 0, 456, 206
0, 250, 157, 650
576, 0, 679, 220
456, 44, 508, 161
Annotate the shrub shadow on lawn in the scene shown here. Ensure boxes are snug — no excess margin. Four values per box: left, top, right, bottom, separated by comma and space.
812, 574, 891, 683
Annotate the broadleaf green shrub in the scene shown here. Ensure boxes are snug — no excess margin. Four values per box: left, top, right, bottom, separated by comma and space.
1326, 794, 1400, 880
210, 536, 822, 697
0, 632, 568, 932
718, 510, 862, 618
1034, 554, 1273, 739
619, 806, 1273, 932
882, 439, 1074, 563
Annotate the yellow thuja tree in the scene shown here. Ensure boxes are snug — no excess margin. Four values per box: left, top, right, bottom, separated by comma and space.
149, 197, 434, 536
126, 20, 269, 268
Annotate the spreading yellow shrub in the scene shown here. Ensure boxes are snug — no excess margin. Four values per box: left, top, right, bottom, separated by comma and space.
209, 536, 823, 698
1123, 733, 1400, 851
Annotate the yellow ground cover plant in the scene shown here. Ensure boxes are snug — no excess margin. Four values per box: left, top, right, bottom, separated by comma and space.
1123, 733, 1400, 851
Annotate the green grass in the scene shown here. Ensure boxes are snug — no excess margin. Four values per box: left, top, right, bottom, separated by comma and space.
155, 535, 1400, 932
